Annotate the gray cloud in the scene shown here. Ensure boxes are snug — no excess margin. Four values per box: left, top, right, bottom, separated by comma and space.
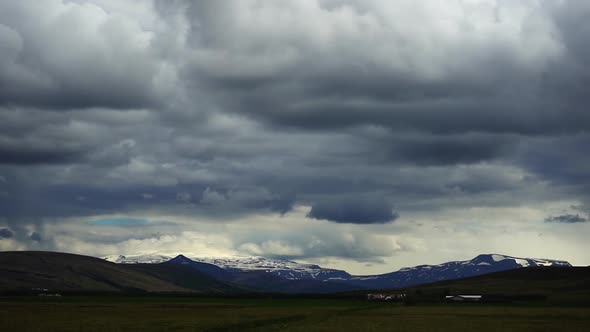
29, 231, 41, 242
0, 1, 166, 110
0, 145, 83, 165
180, 1, 590, 137
389, 134, 515, 166
307, 198, 398, 224
1, 0, 590, 266
545, 214, 588, 224
0, 228, 14, 239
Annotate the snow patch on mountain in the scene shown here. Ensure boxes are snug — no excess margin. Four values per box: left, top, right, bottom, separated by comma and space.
491, 254, 507, 262
190, 256, 315, 271
190, 256, 351, 280
104, 254, 172, 264
481, 254, 570, 268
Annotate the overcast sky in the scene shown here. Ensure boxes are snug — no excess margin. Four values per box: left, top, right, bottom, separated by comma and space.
1, 0, 589, 274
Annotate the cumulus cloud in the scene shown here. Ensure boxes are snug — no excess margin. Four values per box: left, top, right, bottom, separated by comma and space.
1, 0, 590, 268
0, 0, 169, 109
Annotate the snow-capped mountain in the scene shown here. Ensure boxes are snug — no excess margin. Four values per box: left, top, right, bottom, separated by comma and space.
190, 256, 351, 281
166, 255, 357, 293
104, 254, 350, 281
104, 254, 172, 264
103, 253, 572, 292
345, 254, 572, 289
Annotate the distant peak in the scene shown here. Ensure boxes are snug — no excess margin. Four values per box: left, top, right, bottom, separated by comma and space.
170, 254, 193, 264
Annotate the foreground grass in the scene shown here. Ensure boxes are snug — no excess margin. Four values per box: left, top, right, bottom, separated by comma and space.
0, 297, 588, 331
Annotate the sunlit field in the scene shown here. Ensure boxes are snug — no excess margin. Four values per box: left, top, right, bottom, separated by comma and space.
1, 297, 588, 332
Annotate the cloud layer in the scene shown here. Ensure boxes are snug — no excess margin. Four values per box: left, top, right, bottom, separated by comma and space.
1, 0, 590, 270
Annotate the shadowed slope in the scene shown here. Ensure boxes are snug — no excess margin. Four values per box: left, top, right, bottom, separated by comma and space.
0, 251, 237, 293
125, 260, 246, 294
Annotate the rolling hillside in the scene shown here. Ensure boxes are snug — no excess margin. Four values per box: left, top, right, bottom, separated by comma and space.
0, 251, 241, 294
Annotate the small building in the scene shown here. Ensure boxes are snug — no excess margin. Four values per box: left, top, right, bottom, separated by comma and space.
445, 295, 482, 302
367, 293, 407, 301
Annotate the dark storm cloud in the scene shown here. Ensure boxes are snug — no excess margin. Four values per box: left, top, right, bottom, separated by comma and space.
194, 56, 589, 136
174, 0, 590, 217
389, 134, 514, 166
519, 135, 590, 186
545, 214, 588, 223
0, 228, 14, 239
307, 198, 398, 224
0, 108, 142, 166
0, 182, 193, 219
0, 185, 145, 219
0, 177, 292, 221
180, 1, 590, 138
517, 134, 590, 213
0, 143, 85, 165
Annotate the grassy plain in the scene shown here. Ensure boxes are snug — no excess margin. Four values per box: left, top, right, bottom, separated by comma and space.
0, 297, 589, 332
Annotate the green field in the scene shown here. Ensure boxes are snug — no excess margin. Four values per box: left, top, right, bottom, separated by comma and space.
1, 297, 589, 332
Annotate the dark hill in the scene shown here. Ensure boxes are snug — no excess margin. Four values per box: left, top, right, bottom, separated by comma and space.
125, 260, 245, 293
391, 266, 590, 305
0, 251, 240, 294
166, 254, 234, 281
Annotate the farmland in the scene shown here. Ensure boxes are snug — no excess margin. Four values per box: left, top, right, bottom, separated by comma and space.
1, 297, 589, 332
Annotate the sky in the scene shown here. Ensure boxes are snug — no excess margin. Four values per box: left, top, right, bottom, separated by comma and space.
0, 0, 589, 274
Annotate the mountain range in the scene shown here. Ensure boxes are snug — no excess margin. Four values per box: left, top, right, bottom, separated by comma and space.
0, 250, 573, 294
103, 253, 571, 292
